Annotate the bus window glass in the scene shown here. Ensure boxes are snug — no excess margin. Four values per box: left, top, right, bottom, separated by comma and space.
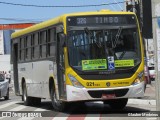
21, 50, 25, 61
26, 35, 31, 47
28, 48, 31, 60
68, 28, 141, 71
48, 43, 56, 56
20, 38, 25, 49
33, 33, 39, 45
40, 31, 47, 44
40, 44, 47, 58
49, 28, 56, 42
33, 46, 39, 59
48, 28, 56, 57
25, 48, 28, 60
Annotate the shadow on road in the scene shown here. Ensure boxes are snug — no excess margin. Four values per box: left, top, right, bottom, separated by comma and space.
15, 100, 150, 116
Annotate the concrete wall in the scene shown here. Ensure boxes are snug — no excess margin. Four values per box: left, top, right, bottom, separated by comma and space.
0, 55, 10, 72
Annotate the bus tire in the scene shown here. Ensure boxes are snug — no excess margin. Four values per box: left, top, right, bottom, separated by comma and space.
22, 82, 32, 106
4, 88, 9, 100
107, 98, 128, 110
50, 86, 66, 111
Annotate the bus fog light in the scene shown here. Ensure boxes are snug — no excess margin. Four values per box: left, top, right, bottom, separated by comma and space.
68, 74, 84, 88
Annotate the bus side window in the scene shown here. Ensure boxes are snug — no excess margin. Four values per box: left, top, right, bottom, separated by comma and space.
32, 33, 39, 59
47, 28, 56, 57
40, 30, 47, 58
19, 38, 25, 61
25, 35, 32, 60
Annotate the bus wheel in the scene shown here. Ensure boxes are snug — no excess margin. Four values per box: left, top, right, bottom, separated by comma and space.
22, 82, 32, 106
108, 98, 128, 110
4, 88, 9, 100
50, 86, 66, 111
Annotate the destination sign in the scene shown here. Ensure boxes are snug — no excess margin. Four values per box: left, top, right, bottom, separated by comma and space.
67, 15, 136, 26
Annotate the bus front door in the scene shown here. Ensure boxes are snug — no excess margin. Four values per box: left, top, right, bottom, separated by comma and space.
57, 33, 66, 99
12, 43, 20, 95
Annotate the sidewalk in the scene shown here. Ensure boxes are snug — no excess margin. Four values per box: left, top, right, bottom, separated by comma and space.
128, 81, 156, 106
144, 81, 156, 100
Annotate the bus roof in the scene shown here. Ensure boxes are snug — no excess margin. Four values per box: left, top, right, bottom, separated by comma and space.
11, 10, 135, 39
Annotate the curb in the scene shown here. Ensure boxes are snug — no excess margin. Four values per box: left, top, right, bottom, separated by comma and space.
128, 99, 156, 106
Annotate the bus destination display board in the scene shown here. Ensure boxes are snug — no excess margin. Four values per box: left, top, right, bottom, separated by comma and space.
67, 15, 136, 26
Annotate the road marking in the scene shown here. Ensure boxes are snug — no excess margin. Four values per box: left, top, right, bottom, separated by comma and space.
52, 117, 69, 120
146, 118, 157, 120
0, 101, 18, 109
66, 114, 86, 120
0, 105, 26, 120
84, 114, 100, 120
34, 108, 49, 111
9, 105, 27, 111
52, 112, 69, 120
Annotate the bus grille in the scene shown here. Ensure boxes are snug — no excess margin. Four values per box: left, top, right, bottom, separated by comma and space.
88, 88, 129, 98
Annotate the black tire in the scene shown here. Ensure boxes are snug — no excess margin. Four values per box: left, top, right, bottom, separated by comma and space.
50, 85, 67, 111
22, 82, 32, 106
4, 88, 9, 100
107, 98, 128, 110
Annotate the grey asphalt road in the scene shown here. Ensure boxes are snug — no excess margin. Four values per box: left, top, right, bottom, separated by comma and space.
0, 91, 157, 120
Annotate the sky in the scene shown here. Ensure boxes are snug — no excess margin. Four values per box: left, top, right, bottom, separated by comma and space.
0, 0, 124, 24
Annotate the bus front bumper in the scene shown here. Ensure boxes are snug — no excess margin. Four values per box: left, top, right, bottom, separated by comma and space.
66, 81, 145, 102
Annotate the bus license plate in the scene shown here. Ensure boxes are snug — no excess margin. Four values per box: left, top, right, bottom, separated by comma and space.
102, 94, 115, 99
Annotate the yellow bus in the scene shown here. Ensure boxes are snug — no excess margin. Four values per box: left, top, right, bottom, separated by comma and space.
11, 10, 145, 111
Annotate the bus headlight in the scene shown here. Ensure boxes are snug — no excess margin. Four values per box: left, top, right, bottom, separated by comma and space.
132, 71, 144, 85
68, 74, 84, 88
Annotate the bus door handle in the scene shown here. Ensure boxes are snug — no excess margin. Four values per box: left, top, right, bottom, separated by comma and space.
32, 63, 33, 69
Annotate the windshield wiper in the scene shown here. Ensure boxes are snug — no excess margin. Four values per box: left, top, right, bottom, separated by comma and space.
113, 27, 122, 48
119, 51, 126, 60
84, 27, 102, 48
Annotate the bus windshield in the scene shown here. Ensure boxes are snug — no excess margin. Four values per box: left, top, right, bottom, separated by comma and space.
68, 27, 141, 71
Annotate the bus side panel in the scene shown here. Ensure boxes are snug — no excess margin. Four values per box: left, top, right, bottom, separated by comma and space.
18, 60, 58, 99
18, 62, 33, 96
31, 61, 53, 98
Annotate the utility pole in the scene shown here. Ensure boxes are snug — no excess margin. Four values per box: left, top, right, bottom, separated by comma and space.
152, 0, 160, 118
